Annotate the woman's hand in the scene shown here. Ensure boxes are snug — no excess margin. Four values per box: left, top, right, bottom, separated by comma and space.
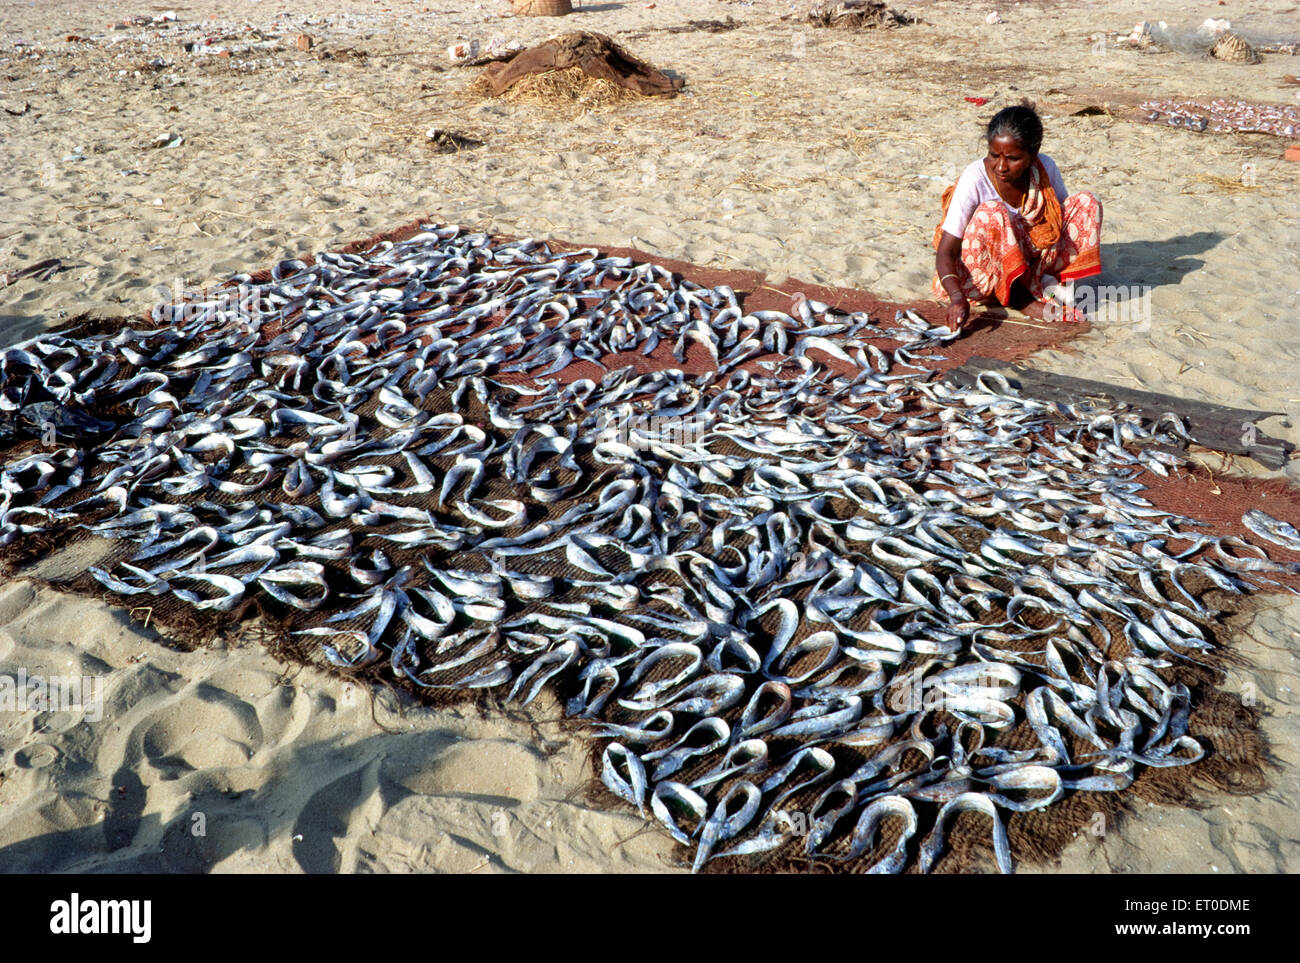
946, 295, 970, 330
934, 234, 968, 329
1026, 299, 1087, 324
1054, 301, 1088, 324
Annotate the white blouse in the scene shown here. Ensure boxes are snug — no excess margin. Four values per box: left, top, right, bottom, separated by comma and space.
939, 154, 1069, 241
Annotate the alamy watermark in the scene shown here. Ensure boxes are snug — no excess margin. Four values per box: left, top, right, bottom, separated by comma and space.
0, 668, 103, 722
49, 893, 150, 943
590, 411, 708, 450
152, 276, 277, 327
1069, 283, 1153, 332
886, 670, 1011, 714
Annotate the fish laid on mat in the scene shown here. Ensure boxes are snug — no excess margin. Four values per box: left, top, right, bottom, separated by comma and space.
0, 225, 1290, 873
1140, 97, 1299, 137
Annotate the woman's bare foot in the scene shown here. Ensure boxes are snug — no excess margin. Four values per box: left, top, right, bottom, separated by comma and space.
1022, 299, 1087, 323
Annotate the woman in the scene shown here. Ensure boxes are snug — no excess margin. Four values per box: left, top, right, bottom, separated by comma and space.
933, 103, 1102, 328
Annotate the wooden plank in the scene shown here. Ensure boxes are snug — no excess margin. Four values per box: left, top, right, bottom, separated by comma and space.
944, 356, 1295, 469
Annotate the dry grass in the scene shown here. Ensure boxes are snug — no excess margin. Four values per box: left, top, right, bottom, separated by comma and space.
806, 1, 920, 29
469, 67, 647, 113
1182, 172, 1275, 195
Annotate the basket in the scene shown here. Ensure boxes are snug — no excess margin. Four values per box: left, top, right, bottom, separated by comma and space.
512, 0, 573, 16
1210, 31, 1261, 64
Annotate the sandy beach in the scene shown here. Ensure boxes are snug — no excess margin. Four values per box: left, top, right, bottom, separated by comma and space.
0, 0, 1297, 873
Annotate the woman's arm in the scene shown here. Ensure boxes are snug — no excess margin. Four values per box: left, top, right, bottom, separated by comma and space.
1044, 155, 1068, 202
934, 232, 969, 329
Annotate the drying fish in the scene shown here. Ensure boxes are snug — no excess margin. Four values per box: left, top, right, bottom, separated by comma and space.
0, 223, 1281, 878
1243, 509, 1300, 553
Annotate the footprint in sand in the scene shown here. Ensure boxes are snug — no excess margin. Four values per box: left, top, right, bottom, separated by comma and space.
33, 709, 83, 735
14, 742, 60, 769
138, 685, 265, 774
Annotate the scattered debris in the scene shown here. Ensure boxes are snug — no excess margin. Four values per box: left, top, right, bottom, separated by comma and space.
665, 17, 740, 34
485, 34, 525, 59
0, 258, 64, 290
1119, 20, 1295, 58
1122, 21, 1165, 50
2, 103, 31, 117
457, 36, 527, 68
1198, 17, 1233, 38
296, 33, 313, 51
425, 128, 485, 153
805, 0, 919, 29
182, 39, 232, 56
109, 12, 176, 30
986, 11, 1003, 25
448, 40, 480, 63
148, 131, 184, 149
317, 47, 368, 62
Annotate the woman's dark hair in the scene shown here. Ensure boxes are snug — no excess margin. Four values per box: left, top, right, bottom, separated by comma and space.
986, 101, 1043, 154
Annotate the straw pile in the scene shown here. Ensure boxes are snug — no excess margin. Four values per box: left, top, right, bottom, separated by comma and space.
806, 1, 919, 30
469, 31, 682, 109
470, 66, 643, 108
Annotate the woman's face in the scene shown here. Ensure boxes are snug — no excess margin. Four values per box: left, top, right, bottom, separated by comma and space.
985, 135, 1034, 186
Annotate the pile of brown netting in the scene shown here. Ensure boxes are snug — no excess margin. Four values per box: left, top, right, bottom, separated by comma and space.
470, 31, 682, 106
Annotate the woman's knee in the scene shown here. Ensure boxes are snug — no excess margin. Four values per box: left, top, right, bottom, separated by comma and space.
1068, 191, 1102, 224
